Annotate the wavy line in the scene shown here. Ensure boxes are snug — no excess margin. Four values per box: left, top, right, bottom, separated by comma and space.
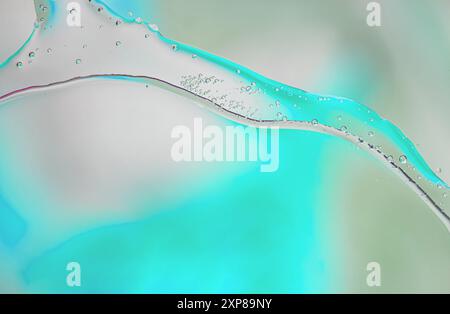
0, 0, 448, 232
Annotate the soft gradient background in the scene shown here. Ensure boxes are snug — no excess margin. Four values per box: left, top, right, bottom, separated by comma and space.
0, 0, 449, 293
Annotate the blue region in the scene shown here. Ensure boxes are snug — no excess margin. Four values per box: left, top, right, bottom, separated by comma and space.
0, 194, 27, 248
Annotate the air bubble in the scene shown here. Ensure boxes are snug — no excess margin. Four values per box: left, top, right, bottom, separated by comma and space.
149, 24, 159, 32
28, 51, 35, 59
311, 119, 318, 125
16, 61, 23, 69
115, 41, 122, 46
75, 58, 82, 64
368, 131, 374, 137
399, 155, 407, 164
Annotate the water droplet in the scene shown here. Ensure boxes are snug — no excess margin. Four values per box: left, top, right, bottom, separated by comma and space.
28, 51, 35, 59
47, 48, 52, 54
149, 24, 159, 31
192, 54, 197, 59
16, 61, 23, 69
311, 119, 318, 125
387, 155, 394, 162
144, 33, 150, 38
436, 167, 442, 174
135, 17, 143, 23
340, 126, 347, 132
75, 58, 82, 64
128, 11, 133, 17
172, 44, 178, 51
368, 131, 374, 137
399, 155, 407, 164
337, 115, 342, 121
115, 41, 122, 47
82, 44, 88, 49
236, 69, 241, 74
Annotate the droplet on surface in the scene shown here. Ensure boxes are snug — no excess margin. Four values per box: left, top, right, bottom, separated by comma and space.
149, 24, 159, 31
399, 155, 407, 164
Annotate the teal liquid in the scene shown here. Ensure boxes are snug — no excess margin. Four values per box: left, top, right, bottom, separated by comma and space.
0, 0, 449, 293
1, 0, 447, 227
